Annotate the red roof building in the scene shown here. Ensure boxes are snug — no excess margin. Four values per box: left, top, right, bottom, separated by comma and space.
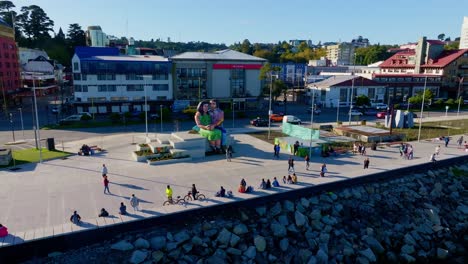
377, 37, 468, 100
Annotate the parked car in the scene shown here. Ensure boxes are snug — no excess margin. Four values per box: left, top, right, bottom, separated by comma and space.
269, 113, 284, 122
372, 103, 388, 110
250, 117, 269, 127
349, 109, 363, 116
284, 115, 302, 124
59, 115, 83, 125
376, 111, 387, 119
150, 113, 160, 119
363, 108, 379, 116
78, 112, 92, 117
51, 107, 59, 114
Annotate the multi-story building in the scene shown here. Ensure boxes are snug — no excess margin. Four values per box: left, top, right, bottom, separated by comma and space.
376, 37, 468, 100
351, 36, 370, 48
71, 47, 172, 114
460, 16, 468, 49
18, 48, 48, 68
326, 42, 355, 66
170, 49, 266, 110
86, 26, 109, 47
0, 18, 20, 107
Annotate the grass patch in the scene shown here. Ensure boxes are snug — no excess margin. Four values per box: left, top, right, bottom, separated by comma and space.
0, 148, 72, 168
247, 130, 287, 145
393, 119, 468, 141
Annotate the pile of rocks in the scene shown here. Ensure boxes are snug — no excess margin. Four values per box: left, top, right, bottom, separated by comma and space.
41, 164, 468, 263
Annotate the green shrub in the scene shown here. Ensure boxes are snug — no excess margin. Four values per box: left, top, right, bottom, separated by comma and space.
109, 113, 121, 123
445, 98, 455, 106
435, 99, 444, 106
81, 114, 92, 121
183, 108, 197, 116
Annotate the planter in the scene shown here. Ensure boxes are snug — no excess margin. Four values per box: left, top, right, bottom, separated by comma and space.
147, 156, 191, 165
132, 151, 148, 162
136, 144, 150, 151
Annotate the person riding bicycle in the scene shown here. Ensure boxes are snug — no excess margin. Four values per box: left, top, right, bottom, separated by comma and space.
166, 185, 173, 202
191, 184, 198, 200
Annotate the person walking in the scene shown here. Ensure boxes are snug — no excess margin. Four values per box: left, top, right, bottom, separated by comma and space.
444, 136, 450, 147
293, 141, 300, 156
320, 164, 327, 177
457, 136, 464, 149
191, 184, 198, 200
130, 194, 140, 211
435, 145, 440, 155
103, 175, 110, 194
101, 164, 108, 177
166, 185, 173, 202
304, 154, 310, 170
274, 144, 280, 159
288, 156, 295, 173
226, 145, 233, 162
363, 157, 370, 169
430, 153, 437, 163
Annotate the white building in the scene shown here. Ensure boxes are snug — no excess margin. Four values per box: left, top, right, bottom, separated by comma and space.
18, 48, 49, 68
326, 43, 355, 66
86, 26, 109, 47
307, 75, 386, 108
459, 16, 468, 49
72, 47, 172, 114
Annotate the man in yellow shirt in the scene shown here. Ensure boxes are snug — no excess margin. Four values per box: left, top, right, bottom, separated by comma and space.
166, 185, 173, 202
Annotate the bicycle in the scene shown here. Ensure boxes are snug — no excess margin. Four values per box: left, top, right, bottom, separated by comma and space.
163, 196, 186, 206
184, 191, 206, 201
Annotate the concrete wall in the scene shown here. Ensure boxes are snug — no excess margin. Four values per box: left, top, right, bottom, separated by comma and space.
211, 69, 230, 98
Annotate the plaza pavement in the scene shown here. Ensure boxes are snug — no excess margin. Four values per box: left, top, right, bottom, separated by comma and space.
0, 127, 467, 247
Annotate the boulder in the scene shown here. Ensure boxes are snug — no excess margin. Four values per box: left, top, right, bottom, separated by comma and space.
134, 238, 150, 249
310, 209, 322, 220
364, 236, 384, 254
309, 196, 319, 205
226, 247, 242, 255
295, 211, 308, 227
315, 248, 328, 264
244, 246, 257, 259
204, 229, 218, 237
400, 253, 416, 263
233, 224, 248, 235
359, 248, 376, 262
129, 250, 148, 264
151, 251, 164, 262
404, 233, 417, 245
216, 228, 233, 245
182, 243, 193, 253
230, 233, 241, 247
278, 215, 289, 226
401, 244, 415, 255
284, 200, 295, 212
269, 202, 282, 217
111, 240, 134, 251
271, 223, 287, 237
301, 197, 310, 208
279, 238, 289, 252
456, 204, 468, 215
150, 236, 166, 250
436, 248, 448, 259
298, 249, 313, 263
254, 235, 266, 252
166, 242, 178, 251
256, 206, 267, 216
174, 230, 191, 244
191, 236, 203, 246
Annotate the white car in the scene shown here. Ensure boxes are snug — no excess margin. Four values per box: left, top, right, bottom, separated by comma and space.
349, 109, 363, 116
372, 103, 388, 110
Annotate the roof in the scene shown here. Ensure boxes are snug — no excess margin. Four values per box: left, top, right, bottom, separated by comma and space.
421, 49, 468, 68
171, 49, 266, 62
86, 55, 169, 62
380, 48, 468, 69
308, 75, 383, 89
74, 47, 119, 59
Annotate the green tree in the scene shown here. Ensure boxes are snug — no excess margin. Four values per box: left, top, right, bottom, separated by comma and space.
355, 95, 370, 106
240, 39, 252, 54
444, 41, 459, 50
437, 33, 445, 41
408, 90, 433, 105
66, 23, 86, 54
16, 5, 54, 41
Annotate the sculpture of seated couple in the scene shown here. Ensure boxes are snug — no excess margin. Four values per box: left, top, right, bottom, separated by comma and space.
194, 99, 226, 154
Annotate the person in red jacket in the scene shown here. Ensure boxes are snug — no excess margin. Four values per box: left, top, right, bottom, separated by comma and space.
0, 223, 8, 237
103, 175, 110, 194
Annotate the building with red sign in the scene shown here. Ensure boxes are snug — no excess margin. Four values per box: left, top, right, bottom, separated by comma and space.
170, 49, 266, 107
0, 18, 20, 108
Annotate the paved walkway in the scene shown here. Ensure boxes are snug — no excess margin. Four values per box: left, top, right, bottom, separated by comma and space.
0, 129, 467, 247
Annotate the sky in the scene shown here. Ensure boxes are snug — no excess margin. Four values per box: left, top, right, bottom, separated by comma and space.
12, 0, 468, 46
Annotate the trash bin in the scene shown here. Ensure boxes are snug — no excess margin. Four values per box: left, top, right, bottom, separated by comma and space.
46, 138, 55, 151
361, 120, 367, 125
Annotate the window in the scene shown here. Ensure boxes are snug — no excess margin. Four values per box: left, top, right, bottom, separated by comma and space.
98, 85, 117, 92
126, 74, 143, 80
75, 85, 82, 92
157, 96, 167, 100
127, 84, 144, 91
82, 74, 87, 80
82, 86, 88, 92
97, 74, 116, 80
98, 85, 107, 92
73, 73, 81, 80
368, 88, 375, 99
152, 74, 168, 80
339, 88, 347, 102
152, 84, 169, 91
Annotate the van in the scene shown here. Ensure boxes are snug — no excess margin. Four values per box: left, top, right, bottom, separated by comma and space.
283, 115, 302, 124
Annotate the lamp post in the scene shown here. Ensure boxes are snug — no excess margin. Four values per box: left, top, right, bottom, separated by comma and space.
309, 86, 316, 157
143, 76, 149, 138
445, 105, 449, 117
32, 76, 43, 163
348, 53, 356, 125
336, 98, 340, 123
417, 77, 428, 142
18, 107, 24, 139
232, 101, 235, 128
9, 113, 15, 142
160, 104, 163, 132
267, 72, 276, 140
457, 77, 463, 116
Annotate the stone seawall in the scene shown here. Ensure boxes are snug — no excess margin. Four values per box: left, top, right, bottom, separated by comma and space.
27, 164, 468, 264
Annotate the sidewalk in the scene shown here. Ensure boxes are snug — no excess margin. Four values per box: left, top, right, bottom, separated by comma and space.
0, 131, 467, 247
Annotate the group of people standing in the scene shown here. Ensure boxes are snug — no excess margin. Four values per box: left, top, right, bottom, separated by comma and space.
399, 143, 414, 160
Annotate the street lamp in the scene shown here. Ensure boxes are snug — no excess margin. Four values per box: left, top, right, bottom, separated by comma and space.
457, 77, 463, 117
417, 77, 428, 142
336, 98, 340, 123
309, 86, 316, 157
143, 75, 150, 138
267, 72, 278, 140
18, 107, 24, 139
348, 53, 356, 125
232, 101, 235, 128
160, 104, 163, 132
32, 76, 43, 163
445, 106, 449, 117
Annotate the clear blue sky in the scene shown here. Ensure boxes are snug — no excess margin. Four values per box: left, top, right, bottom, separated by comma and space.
13, 0, 468, 45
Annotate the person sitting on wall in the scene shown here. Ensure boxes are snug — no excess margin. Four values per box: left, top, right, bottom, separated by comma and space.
194, 101, 222, 153
0, 223, 8, 237
98, 208, 109, 217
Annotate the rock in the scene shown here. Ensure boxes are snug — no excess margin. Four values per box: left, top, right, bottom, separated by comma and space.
166, 242, 178, 251
240, 210, 249, 221
244, 246, 257, 259
343, 245, 354, 256
230, 233, 240, 247
400, 253, 416, 263
271, 223, 287, 237
310, 209, 322, 220
150, 236, 166, 250
284, 200, 295, 212
166, 232, 173, 241
269, 254, 278, 262
216, 228, 232, 245
151, 251, 164, 262
205, 256, 225, 264
47, 252, 62, 258
254, 235, 266, 252
310, 219, 324, 231
404, 233, 417, 245
192, 236, 203, 246
269, 202, 282, 217
134, 238, 150, 249
287, 223, 299, 233
298, 249, 313, 263
256, 206, 267, 216
319, 233, 330, 244
278, 215, 289, 226
213, 248, 227, 259
359, 248, 376, 262
364, 236, 384, 254
226, 247, 242, 255
401, 244, 415, 255
301, 197, 310, 208
279, 238, 289, 252
307, 256, 317, 264
204, 229, 218, 237
320, 194, 333, 203
296, 203, 306, 213
333, 204, 343, 214
321, 215, 336, 226
182, 243, 193, 253
233, 224, 248, 235
174, 230, 191, 244
315, 248, 328, 264
426, 209, 441, 225
202, 222, 212, 230
456, 204, 468, 214
167, 248, 180, 259
111, 240, 134, 251
436, 248, 448, 259
295, 211, 307, 227
356, 256, 370, 264
329, 192, 338, 200
130, 250, 148, 264
309, 196, 319, 205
